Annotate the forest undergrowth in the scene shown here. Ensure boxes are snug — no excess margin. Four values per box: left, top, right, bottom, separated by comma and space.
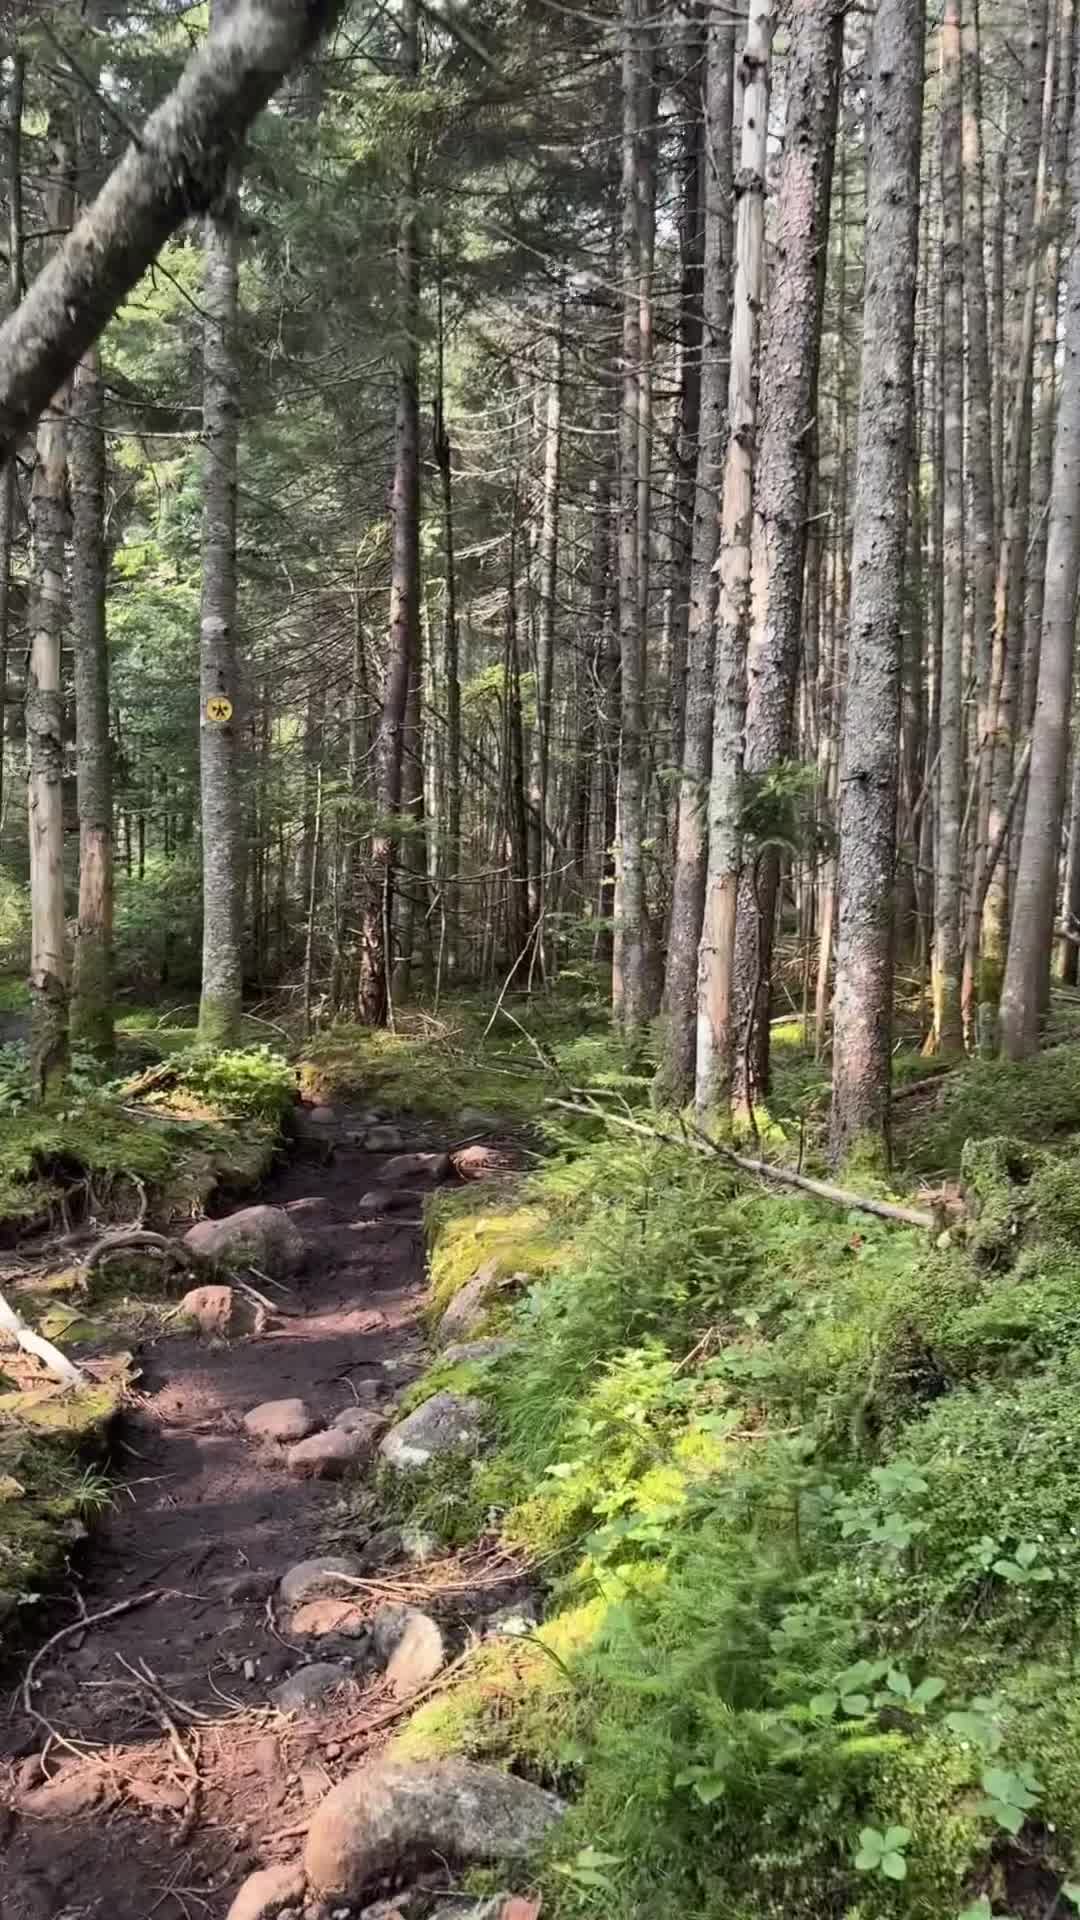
324, 988, 1080, 1920
7, 984, 1080, 1917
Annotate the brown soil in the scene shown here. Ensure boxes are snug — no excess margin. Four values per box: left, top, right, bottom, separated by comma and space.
0, 1111, 461, 1920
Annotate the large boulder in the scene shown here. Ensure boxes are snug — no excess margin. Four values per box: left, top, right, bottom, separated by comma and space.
180, 1284, 264, 1340
183, 1205, 305, 1279
304, 1759, 565, 1897
372, 1606, 444, 1698
379, 1392, 484, 1471
437, 1263, 508, 1346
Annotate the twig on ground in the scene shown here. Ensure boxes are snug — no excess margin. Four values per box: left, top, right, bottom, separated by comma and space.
543, 1096, 941, 1232
22, 1590, 163, 1731
82, 1229, 193, 1277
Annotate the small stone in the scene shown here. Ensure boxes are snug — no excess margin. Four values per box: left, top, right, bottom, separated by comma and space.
357, 1188, 420, 1217
244, 1659, 258, 1681
226, 1863, 308, 1920
291, 1598, 368, 1639
286, 1427, 379, 1479
308, 1107, 337, 1126
324, 1743, 342, 1761
301, 1766, 329, 1807
244, 1398, 318, 1444
363, 1126, 405, 1151
20, 1764, 103, 1818
436, 1263, 511, 1346
331, 1406, 386, 1439
184, 1204, 306, 1280
380, 1152, 452, 1185
379, 1392, 485, 1471
273, 1663, 351, 1713
450, 1145, 523, 1182
215, 1570, 278, 1604
372, 1606, 444, 1698
280, 1556, 363, 1611
181, 1284, 265, 1340
439, 1338, 518, 1369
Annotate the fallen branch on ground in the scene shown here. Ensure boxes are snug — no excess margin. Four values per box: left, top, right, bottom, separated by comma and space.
0, 1285, 87, 1386
82, 1229, 194, 1276
22, 1591, 163, 1728
543, 1098, 940, 1232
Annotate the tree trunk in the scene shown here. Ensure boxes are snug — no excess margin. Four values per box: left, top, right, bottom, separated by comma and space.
929, 0, 965, 1055
434, 257, 461, 975
828, 0, 925, 1165
695, 0, 774, 1117
614, 0, 649, 1031
654, 0, 734, 1105
0, 50, 24, 841
527, 304, 563, 934
197, 10, 243, 1047
730, 0, 843, 1111
981, 0, 1053, 1023
70, 339, 113, 1058
358, 0, 421, 1025
27, 106, 75, 1098
1000, 39, 1080, 1059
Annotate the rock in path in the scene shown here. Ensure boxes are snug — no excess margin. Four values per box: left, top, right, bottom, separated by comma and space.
226, 1862, 308, 1920
181, 1283, 265, 1340
357, 1187, 423, 1217
379, 1391, 484, 1470
380, 1151, 452, 1184
184, 1204, 305, 1279
304, 1758, 565, 1897
439, 1337, 519, 1368
437, 1262, 519, 1346
273, 1662, 351, 1713
244, 1397, 317, 1444
291, 1597, 368, 1639
364, 1124, 405, 1151
280, 1555, 362, 1611
372, 1605, 444, 1697
333, 1402, 385, 1432
286, 1422, 381, 1478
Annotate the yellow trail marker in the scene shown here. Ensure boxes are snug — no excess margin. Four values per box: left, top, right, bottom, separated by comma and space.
206, 695, 233, 724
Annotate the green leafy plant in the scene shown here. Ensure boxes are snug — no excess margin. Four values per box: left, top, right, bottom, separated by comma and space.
853, 1824, 911, 1880
975, 1764, 1042, 1835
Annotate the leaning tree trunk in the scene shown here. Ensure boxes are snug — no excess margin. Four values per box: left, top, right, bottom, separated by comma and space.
729, 0, 843, 1113
929, 0, 965, 1055
197, 11, 243, 1048
654, 0, 734, 1106
358, 0, 420, 1026
695, 0, 774, 1118
70, 341, 113, 1058
27, 105, 74, 1098
829, 0, 925, 1166
999, 38, 1080, 1060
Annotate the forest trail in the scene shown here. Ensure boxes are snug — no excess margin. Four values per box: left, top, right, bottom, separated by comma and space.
0, 1110, 457, 1920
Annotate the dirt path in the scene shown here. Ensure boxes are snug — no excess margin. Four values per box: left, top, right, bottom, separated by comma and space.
0, 1109, 450, 1920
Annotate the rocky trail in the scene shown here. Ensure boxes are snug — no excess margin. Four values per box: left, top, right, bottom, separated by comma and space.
0, 1106, 556, 1920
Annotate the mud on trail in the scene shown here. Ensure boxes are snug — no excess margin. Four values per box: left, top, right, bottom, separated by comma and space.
0, 1109, 488, 1920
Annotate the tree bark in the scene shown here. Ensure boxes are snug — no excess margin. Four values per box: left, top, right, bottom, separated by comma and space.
730, 0, 843, 1110
1000, 39, 1080, 1059
655, 1, 734, 1105
614, 0, 650, 1031
358, 0, 421, 1025
695, 0, 774, 1117
527, 305, 563, 933
0, 50, 24, 841
197, 12, 243, 1047
828, 0, 925, 1166
27, 103, 75, 1099
929, 0, 965, 1055
0, 0, 343, 467
70, 340, 113, 1058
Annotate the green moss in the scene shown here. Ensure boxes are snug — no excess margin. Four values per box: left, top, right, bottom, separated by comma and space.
960, 1135, 1035, 1266
0, 1379, 122, 1615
